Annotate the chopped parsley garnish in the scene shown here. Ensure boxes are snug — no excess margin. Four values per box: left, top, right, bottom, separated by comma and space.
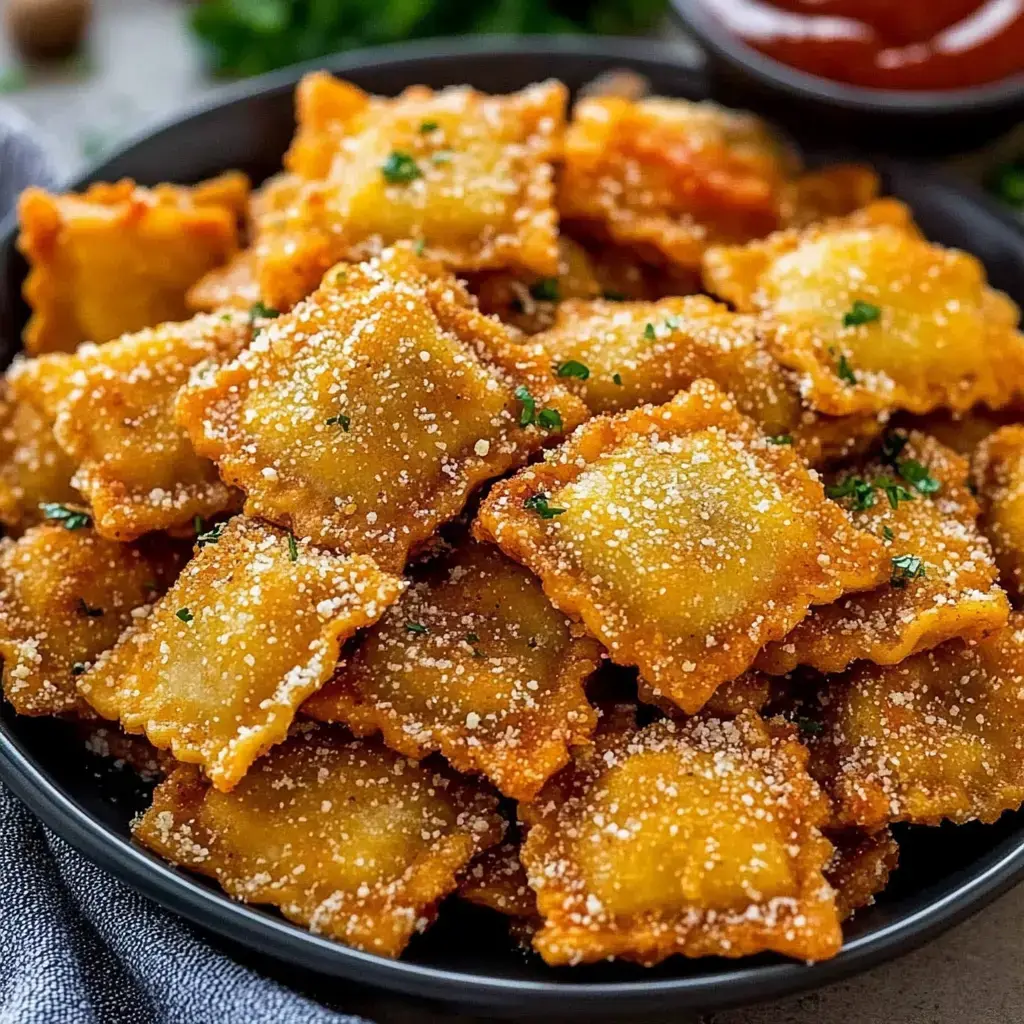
797, 716, 824, 737
249, 301, 279, 320
413, 238, 426, 256
890, 554, 926, 588
880, 430, 908, 464
825, 475, 876, 511
843, 300, 881, 327
405, 621, 429, 635
419, 120, 439, 133
555, 360, 589, 380
176, 607, 194, 623
874, 475, 915, 510
882, 525, 894, 541
40, 503, 91, 530
766, 434, 793, 445
77, 598, 103, 618
287, 532, 299, 562
664, 315, 681, 331
524, 493, 566, 519
612, 373, 623, 386
71, 662, 87, 677
529, 277, 559, 302
537, 408, 563, 431
602, 289, 626, 301
898, 458, 941, 495
989, 163, 1024, 208
515, 385, 536, 426
835, 352, 857, 386
465, 632, 480, 644
193, 515, 205, 534
196, 522, 226, 548
325, 411, 351, 431
381, 151, 422, 184
643, 322, 656, 341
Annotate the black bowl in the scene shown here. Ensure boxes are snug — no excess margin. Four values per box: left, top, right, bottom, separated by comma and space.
670, 0, 1024, 155
3, 35, 1024, 1019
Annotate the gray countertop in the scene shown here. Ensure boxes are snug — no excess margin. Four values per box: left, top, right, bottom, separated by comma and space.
2, 2, 1022, 1021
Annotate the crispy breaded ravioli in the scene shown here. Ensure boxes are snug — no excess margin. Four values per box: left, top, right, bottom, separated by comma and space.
780, 163, 880, 228
186, 249, 260, 312
30, 311, 252, 541
703, 200, 1024, 417
759, 432, 1008, 674
973, 424, 1024, 601
812, 617, 1024, 827
520, 712, 840, 966
825, 828, 899, 921
475, 379, 885, 713
0, 523, 172, 716
18, 174, 248, 353
257, 75, 565, 309
459, 832, 537, 919
77, 517, 403, 790
133, 727, 503, 957
303, 541, 601, 801
558, 96, 797, 271
177, 246, 587, 572
0, 384, 78, 532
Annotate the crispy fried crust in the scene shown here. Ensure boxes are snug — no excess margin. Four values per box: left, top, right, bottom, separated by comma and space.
703, 200, 1024, 417
475, 379, 886, 713
185, 250, 260, 312
303, 541, 601, 801
893, 407, 1020, 458
77, 516, 403, 791
558, 96, 798, 271
259, 77, 566, 309
32, 312, 252, 540
459, 828, 537, 919
176, 246, 587, 572
780, 164, 881, 228
825, 828, 899, 922
18, 174, 248, 354
759, 432, 1009, 674
973, 424, 1024, 602
520, 712, 840, 966
133, 727, 504, 957
0, 524, 175, 716
811, 616, 1024, 827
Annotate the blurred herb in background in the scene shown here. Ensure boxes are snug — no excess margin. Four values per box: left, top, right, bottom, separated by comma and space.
988, 162, 1024, 210
190, 0, 667, 77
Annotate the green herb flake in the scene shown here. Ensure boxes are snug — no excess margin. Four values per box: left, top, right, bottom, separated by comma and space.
882, 525, 894, 541
529, 277, 560, 302
875, 475, 915, 510
898, 458, 941, 495
196, 522, 226, 548
523, 493, 566, 519
643, 322, 656, 341
465, 632, 480, 644
989, 163, 1024, 208
431, 149, 454, 164
419, 120, 439, 134
835, 352, 857, 386
602, 289, 626, 301
556, 360, 589, 381
514, 385, 537, 427
843, 300, 881, 327
664, 316, 681, 331
405, 621, 429, 635
537, 408, 563, 431
766, 434, 793, 445
880, 430, 909, 465
825, 476, 876, 512
77, 598, 104, 618
325, 412, 351, 431
71, 662, 87, 677
40, 503, 91, 531
797, 716, 824, 736
249, 301, 279, 320
176, 607, 194, 623
413, 238, 426, 256
890, 554, 926, 588
381, 151, 422, 184
287, 532, 299, 562
612, 372, 623, 386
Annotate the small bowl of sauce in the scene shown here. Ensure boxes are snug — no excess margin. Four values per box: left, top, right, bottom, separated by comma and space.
672, 0, 1024, 152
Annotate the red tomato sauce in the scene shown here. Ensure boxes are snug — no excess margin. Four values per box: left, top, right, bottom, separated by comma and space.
706, 0, 1024, 90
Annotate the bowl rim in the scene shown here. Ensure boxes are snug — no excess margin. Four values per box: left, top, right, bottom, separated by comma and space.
670, 0, 1024, 113
2, 33, 1024, 1016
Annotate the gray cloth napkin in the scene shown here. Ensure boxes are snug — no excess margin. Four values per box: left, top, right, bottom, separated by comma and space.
0, 106, 368, 1024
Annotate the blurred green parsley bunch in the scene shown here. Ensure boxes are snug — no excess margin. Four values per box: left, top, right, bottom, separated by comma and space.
191, 0, 668, 77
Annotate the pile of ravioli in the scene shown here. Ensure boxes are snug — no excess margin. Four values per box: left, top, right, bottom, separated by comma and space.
4, 73, 1024, 969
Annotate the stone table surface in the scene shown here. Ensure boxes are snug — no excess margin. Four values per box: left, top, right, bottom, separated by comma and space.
2, 1, 1024, 1022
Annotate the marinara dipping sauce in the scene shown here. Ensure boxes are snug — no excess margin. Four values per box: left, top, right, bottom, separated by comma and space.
705, 0, 1024, 90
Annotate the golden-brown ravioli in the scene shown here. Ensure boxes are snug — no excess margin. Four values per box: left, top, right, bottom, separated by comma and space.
475, 379, 886, 713
133, 726, 503, 957
558, 95, 798, 272
520, 712, 840, 966
77, 516, 403, 791
703, 201, 1024, 417
258, 75, 566, 309
811, 617, 1024, 827
303, 541, 601, 801
973, 424, 1024, 601
176, 246, 587, 572
758, 431, 1008, 674
0, 522, 176, 716
18, 174, 248, 353
825, 828, 899, 922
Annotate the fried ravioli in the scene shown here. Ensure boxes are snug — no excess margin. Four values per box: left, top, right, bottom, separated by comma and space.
176, 246, 587, 572
77, 517, 403, 790
475, 379, 885, 713
520, 712, 840, 966
134, 727, 503, 957
973, 424, 1024, 601
303, 542, 601, 801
